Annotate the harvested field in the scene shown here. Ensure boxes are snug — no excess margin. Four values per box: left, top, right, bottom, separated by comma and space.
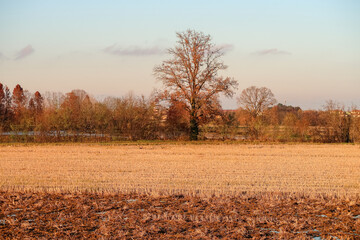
0, 191, 359, 239
0, 143, 359, 238
0, 144, 359, 195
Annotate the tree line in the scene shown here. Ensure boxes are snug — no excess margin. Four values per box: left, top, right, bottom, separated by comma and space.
1, 82, 359, 143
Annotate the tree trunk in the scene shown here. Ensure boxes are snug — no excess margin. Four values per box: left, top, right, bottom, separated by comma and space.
342, 115, 351, 143
190, 115, 199, 140
189, 103, 199, 140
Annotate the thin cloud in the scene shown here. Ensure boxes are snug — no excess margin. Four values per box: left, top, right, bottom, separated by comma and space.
253, 48, 291, 56
15, 45, 34, 60
103, 44, 164, 56
215, 44, 235, 53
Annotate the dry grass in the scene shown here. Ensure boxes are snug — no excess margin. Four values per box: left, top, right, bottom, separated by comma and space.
0, 144, 359, 196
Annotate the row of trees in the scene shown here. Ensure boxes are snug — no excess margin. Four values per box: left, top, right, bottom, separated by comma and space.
1, 82, 359, 143
0, 83, 44, 133
0, 83, 163, 141
220, 100, 360, 143
233, 87, 359, 143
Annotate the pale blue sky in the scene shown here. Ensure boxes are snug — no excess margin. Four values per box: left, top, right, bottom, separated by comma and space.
0, 0, 359, 109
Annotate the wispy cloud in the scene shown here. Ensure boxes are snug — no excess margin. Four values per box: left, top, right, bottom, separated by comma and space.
103, 44, 164, 56
253, 48, 291, 56
15, 45, 35, 60
215, 44, 235, 53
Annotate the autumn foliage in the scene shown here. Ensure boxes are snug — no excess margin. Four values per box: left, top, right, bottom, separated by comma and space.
0, 82, 360, 143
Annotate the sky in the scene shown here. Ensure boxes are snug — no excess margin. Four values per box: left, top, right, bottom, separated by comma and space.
0, 0, 359, 110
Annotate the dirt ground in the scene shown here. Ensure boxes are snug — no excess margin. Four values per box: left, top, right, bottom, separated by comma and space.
1, 191, 359, 239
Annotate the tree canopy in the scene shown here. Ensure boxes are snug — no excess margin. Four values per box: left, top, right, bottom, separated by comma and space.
237, 86, 277, 118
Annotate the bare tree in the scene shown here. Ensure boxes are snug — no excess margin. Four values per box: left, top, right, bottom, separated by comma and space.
154, 30, 238, 140
237, 86, 277, 118
12, 84, 26, 122
34, 91, 44, 115
0, 83, 5, 118
322, 100, 351, 143
323, 99, 343, 111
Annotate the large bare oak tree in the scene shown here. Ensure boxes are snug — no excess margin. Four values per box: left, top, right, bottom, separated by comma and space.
154, 30, 238, 140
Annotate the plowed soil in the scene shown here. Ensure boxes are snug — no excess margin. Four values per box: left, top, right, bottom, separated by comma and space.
1, 191, 359, 239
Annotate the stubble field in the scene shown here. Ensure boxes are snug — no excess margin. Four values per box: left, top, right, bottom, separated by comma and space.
0, 143, 359, 238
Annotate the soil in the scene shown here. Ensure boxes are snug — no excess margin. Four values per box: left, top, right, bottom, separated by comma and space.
0, 191, 359, 239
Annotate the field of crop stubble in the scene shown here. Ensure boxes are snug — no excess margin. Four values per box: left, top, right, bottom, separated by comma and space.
0, 143, 359, 238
